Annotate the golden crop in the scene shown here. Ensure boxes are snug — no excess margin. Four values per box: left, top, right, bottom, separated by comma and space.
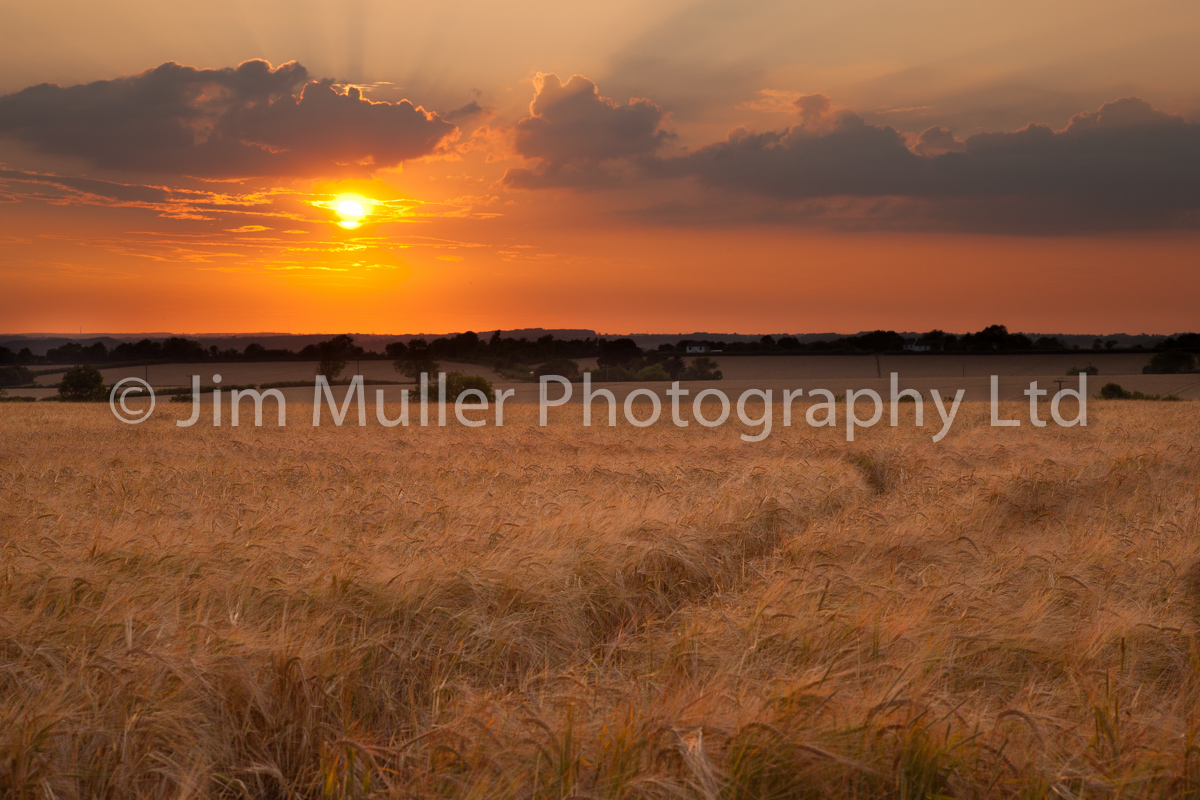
2, 401, 1199, 798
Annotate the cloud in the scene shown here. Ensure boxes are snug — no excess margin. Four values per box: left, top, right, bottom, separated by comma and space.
657, 96, 1200, 231
443, 101, 487, 122
910, 126, 965, 157
0, 60, 455, 178
792, 93, 835, 128
503, 73, 673, 188
0, 166, 298, 220
0, 168, 171, 204
658, 105, 922, 198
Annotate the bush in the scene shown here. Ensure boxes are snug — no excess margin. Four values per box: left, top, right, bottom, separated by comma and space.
634, 363, 671, 382
585, 365, 633, 382
58, 364, 107, 401
1097, 382, 1182, 401
444, 372, 495, 402
534, 358, 581, 381
1144, 351, 1197, 374
1067, 365, 1098, 376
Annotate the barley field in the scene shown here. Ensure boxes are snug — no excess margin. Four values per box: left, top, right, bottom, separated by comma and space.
2, 402, 1200, 798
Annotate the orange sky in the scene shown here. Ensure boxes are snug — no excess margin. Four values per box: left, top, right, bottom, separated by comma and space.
2, 0, 1199, 334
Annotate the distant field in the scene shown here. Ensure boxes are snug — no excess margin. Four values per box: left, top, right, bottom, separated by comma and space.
2, 403, 1200, 796
15, 352, 1200, 402
30, 352, 1158, 387
583, 352, 1161, 381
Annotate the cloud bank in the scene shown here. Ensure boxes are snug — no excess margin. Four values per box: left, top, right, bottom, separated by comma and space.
0, 60, 455, 178
656, 95, 1200, 231
503, 73, 673, 188
497, 78, 1200, 230
3, 61, 1198, 233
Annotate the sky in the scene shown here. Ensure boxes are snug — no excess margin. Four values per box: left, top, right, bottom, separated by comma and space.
1, 0, 1199, 335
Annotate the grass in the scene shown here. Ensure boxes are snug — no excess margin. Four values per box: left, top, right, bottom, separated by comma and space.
1, 401, 1199, 798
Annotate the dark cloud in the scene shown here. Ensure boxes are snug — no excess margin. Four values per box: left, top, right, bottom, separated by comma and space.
0, 166, 305, 222
0, 60, 455, 177
503, 73, 673, 188
443, 101, 486, 122
0, 168, 171, 204
658, 102, 922, 197
658, 96, 1200, 231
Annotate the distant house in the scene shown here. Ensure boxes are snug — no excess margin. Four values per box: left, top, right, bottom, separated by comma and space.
904, 340, 932, 352
686, 344, 709, 354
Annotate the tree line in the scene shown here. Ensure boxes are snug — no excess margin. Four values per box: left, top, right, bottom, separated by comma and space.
2, 324, 1198, 376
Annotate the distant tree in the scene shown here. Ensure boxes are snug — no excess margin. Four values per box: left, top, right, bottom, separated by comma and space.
58, 364, 107, 401
384, 341, 408, 364
1092, 338, 1104, 350
243, 342, 267, 358
973, 325, 1011, 348
315, 334, 357, 380
847, 330, 906, 352
597, 338, 642, 368
0, 346, 14, 365
160, 337, 206, 361
393, 338, 439, 380
1161, 333, 1200, 351
47, 341, 109, 363
1066, 365, 1099, 376
776, 336, 801, 350
918, 330, 955, 352
318, 352, 346, 380
760, 335, 776, 348
449, 331, 482, 360
0, 365, 34, 387
959, 325, 1033, 352
682, 357, 723, 381
111, 338, 160, 361
1105, 340, 1118, 350
661, 355, 686, 379
1143, 351, 1197, 374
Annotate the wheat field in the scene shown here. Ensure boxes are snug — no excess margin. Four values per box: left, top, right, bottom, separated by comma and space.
2, 402, 1200, 798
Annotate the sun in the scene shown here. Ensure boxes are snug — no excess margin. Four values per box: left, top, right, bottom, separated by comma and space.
334, 196, 368, 229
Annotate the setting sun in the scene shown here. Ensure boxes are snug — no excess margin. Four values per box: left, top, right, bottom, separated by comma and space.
334, 197, 367, 229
